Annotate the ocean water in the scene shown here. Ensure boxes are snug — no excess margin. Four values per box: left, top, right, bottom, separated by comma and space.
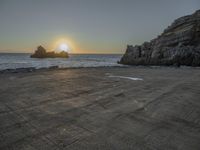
0, 53, 123, 70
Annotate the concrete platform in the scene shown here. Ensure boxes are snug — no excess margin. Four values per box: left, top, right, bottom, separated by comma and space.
0, 67, 200, 150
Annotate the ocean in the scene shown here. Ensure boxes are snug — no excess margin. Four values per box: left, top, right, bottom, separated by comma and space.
0, 53, 123, 70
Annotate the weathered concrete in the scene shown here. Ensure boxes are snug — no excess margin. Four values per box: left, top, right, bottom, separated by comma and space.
0, 67, 200, 150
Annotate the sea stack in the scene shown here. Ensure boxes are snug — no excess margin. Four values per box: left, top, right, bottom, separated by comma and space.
120, 10, 200, 66
31, 46, 69, 58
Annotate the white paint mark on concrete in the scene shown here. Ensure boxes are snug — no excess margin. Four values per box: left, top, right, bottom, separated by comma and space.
109, 75, 143, 81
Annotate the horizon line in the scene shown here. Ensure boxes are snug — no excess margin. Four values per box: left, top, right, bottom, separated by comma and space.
0, 52, 123, 55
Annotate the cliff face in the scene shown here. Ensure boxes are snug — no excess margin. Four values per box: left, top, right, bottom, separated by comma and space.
120, 10, 200, 66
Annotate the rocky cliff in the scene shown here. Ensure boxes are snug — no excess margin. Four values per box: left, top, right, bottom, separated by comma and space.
120, 10, 200, 66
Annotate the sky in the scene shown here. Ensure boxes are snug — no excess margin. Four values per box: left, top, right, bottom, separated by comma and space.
0, 0, 199, 54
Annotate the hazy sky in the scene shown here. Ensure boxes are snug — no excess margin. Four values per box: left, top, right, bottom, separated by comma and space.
0, 0, 199, 53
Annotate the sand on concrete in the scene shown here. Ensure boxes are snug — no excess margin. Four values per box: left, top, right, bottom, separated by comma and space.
0, 67, 200, 150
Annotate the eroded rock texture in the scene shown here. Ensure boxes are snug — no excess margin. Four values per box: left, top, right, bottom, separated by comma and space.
120, 10, 200, 66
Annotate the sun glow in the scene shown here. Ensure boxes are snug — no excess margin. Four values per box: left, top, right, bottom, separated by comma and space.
59, 43, 69, 52
53, 38, 75, 53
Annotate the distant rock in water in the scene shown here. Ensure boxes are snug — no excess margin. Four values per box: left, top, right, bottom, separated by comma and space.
120, 10, 200, 66
31, 46, 69, 58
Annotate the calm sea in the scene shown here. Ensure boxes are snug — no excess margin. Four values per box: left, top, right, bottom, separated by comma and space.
0, 53, 123, 70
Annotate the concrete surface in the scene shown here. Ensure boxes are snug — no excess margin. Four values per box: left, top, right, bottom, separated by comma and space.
0, 67, 200, 150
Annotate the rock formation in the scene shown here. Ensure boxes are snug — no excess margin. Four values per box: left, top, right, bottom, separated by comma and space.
120, 10, 200, 66
31, 46, 69, 58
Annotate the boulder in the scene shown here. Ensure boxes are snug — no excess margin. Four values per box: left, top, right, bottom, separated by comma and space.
120, 10, 200, 66
31, 46, 47, 58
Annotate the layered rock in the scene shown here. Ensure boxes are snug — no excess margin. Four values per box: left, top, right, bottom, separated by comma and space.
120, 10, 200, 66
31, 46, 69, 58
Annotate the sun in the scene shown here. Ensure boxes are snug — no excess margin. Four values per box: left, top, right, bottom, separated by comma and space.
54, 38, 75, 53
59, 43, 69, 52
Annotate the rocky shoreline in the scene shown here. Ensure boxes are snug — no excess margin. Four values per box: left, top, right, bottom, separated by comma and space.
0, 66, 59, 74
120, 10, 200, 66
0, 66, 129, 74
1, 65, 199, 75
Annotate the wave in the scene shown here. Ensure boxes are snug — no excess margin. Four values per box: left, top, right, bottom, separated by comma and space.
0, 53, 123, 70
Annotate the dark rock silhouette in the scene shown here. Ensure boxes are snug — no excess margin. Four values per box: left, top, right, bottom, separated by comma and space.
31, 46, 69, 58
120, 10, 200, 66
